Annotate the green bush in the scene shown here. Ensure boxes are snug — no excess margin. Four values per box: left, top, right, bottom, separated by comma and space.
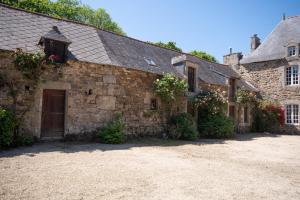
0, 107, 17, 148
14, 133, 34, 147
168, 113, 198, 141
97, 114, 126, 144
200, 114, 235, 139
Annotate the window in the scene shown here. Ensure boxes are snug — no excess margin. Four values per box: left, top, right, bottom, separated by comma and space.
150, 98, 158, 110
286, 104, 299, 124
243, 106, 249, 123
145, 58, 156, 66
44, 39, 67, 63
188, 67, 195, 92
286, 65, 299, 85
229, 79, 236, 100
288, 46, 296, 57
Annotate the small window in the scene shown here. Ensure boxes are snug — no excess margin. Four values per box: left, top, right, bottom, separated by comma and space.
288, 46, 296, 57
44, 39, 67, 63
286, 104, 299, 124
243, 106, 249, 123
150, 98, 158, 110
229, 78, 236, 100
286, 65, 299, 85
145, 58, 156, 66
188, 67, 196, 92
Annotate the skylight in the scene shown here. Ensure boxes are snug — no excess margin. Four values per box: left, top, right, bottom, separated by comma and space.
144, 58, 156, 66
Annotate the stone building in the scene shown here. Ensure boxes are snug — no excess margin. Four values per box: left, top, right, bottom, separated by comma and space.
0, 4, 255, 139
224, 14, 300, 133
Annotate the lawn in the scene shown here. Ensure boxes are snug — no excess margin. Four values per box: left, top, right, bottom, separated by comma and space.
0, 133, 300, 200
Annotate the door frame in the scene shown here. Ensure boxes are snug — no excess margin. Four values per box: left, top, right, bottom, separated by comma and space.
41, 89, 67, 138
29, 81, 70, 139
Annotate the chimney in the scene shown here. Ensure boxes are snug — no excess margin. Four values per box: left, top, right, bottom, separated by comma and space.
251, 34, 261, 52
223, 48, 243, 66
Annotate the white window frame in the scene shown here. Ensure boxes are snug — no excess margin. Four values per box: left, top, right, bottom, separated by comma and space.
286, 104, 299, 125
287, 46, 296, 57
285, 65, 299, 86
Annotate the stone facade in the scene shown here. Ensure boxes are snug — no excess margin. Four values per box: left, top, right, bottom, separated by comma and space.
0, 50, 187, 138
233, 58, 300, 133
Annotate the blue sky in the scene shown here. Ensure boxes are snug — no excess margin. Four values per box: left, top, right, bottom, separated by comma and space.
82, 0, 300, 62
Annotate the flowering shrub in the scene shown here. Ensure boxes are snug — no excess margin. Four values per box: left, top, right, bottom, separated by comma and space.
235, 89, 256, 104
48, 54, 62, 63
154, 73, 187, 103
153, 73, 188, 118
193, 91, 235, 138
193, 91, 227, 116
252, 100, 285, 132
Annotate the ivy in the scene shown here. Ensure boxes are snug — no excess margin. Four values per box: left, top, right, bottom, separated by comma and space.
13, 48, 45, 81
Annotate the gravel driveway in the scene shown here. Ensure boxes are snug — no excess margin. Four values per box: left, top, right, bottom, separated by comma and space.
1, 133, 300, 200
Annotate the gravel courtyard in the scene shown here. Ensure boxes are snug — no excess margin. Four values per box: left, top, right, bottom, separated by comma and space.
1, 133, 300, 200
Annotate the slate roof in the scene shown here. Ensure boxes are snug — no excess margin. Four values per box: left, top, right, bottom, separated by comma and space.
241, 15, 300, 64
41, 26, 72, 44
0, 4, 254, 89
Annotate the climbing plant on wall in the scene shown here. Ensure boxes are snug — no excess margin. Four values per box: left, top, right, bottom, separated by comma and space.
153, 73, 188, 118
13, 48, 45, 81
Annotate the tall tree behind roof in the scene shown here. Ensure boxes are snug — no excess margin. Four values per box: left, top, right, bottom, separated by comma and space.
1, 0, 126, 35
151, 41, 183, 52
189, 50, 218, 63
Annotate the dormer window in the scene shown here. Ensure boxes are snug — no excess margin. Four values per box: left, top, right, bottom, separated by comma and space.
44, 39, 67, 63
39, 26, 71, 63
288, 46, 296, 57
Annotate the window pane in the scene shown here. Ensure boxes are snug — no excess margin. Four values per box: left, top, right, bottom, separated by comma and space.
288, 46, 296, 56
293, 104, 299, 124
293, 65, 299, 85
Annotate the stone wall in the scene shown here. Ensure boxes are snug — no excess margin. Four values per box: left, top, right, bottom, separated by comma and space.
0, 50, 187, 138
236, 59, 300, 133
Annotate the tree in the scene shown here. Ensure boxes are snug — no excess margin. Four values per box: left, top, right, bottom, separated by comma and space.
1, 0, 125, 35
151, 41, 182, 52
189, 50, 218, 63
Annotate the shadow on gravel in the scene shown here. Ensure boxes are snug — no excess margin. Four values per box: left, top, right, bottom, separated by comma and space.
0, 133, 285, 158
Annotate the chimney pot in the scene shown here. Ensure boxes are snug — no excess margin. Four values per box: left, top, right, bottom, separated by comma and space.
251, 34, 261, 52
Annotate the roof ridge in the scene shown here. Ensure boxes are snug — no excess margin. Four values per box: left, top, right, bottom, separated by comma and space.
0, 3, 225, 66
287, 14, 300, 19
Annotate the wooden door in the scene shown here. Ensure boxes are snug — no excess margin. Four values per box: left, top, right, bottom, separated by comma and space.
41, 89, 65, 138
